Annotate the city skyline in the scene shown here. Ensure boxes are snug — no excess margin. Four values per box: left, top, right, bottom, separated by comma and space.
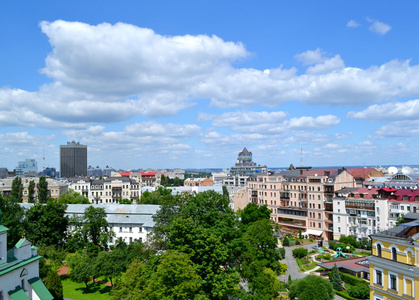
1, 1, 419, 170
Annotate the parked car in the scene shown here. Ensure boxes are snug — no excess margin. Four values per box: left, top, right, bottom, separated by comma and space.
312, 245, 320, 250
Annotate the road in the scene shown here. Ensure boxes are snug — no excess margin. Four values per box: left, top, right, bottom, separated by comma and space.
277, 242, 345, 300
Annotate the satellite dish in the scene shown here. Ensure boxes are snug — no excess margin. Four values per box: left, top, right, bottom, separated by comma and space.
402, 166, 412, 175
388, 166, 398, 175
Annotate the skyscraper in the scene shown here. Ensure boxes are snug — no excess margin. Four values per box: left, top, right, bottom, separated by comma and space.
60, 141, 87, 178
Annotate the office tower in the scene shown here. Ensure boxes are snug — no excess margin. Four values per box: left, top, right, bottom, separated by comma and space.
60, 141, 87, 178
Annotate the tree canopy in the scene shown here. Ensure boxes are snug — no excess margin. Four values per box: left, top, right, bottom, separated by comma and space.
11, 177, 23, 202
240, 203, 272, 228
58, 190, 89, 204
37, 176, 48, 203
289, 275, 334, 300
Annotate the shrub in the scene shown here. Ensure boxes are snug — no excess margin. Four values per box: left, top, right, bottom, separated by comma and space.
347, 283, 370, 299
292, 248, 308, 259
295, 240, 301, 245
283, 237, 290, 247
318, 253, 332, 261
329, 241, 338, 250
328, 271, 367, 287
279, 247, 286, 259
330, 264, 342, 291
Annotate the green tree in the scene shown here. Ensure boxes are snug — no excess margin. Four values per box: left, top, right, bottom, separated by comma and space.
58, 189, 89, 204
222, 185, 229, 198
27, 180, 35, 203
243, 219, 281, 272
119, 198, 132, 204
289, 275, 334, 300
283, 237, 290, 247
292, 248, 308, 259
37, 176, 48, 203
396, 213, 405, 226
144, 250, 202, 299
68, 251, 94, 291
298, 229, 302, 239
45, 271, 63, 300
25, 202, 68, 247
11, 177, 23, 202
240, 203, 272, 227
330, 264, 342, 291
111, 259, 147, 300
72, 206, 114, 249
0, 196, 26, 248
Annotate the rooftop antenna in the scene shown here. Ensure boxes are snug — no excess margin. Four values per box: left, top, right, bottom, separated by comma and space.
300, 147, 303, 167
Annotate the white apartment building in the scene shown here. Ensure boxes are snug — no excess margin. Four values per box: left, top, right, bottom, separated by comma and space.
333, 187, 389, 240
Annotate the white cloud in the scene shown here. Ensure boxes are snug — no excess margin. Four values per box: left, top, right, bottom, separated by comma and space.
347, 20, 360, 28
366, 18, 391, 35
348, 100, 419, 121
288, 115, 340, 130
124, 121, 201, 138
374, 120, 419, 137
295, 48, 327, 65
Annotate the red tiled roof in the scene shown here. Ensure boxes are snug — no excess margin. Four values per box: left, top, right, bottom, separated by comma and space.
298, 168, 338, 177
119, 172, 131, 177
347, 168, 373, 179
318, 257, 369, 272
141, 171, 157, 176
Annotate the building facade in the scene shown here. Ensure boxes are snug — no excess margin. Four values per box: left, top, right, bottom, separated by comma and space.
0, 209, 53, 300
224, 147, 268, 187
60, 141, 87, 178
369, 221, 419, 300
15, 159, 38, 177
184, 178, 214, 187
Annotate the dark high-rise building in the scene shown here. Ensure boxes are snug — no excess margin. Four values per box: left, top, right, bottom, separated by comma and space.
60, 141, 87, 178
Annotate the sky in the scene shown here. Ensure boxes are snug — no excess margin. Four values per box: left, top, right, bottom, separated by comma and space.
1, 1, 419, 170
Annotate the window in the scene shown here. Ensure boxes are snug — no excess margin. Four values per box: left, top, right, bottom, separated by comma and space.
139, 227, 142, 232
338, 227, 341, 233
0, 290, 3, 300
21, 279, 25, 291
129, 227, 132, 233
338, 208, 341, 213
338, 217, 340, 222
392, 247, 397, 261
129, 237, 132, 243
318, 204, 321, 209
390, 274, 397, 290
318, 223, 321, 228
376, 270, 382, 285
318, 213, 321, 219
119, 227, 122, 232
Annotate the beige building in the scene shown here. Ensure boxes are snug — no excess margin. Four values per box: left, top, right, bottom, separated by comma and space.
247, 166, 355, 240
184, 178, 214, 187
0, 177, 68, 202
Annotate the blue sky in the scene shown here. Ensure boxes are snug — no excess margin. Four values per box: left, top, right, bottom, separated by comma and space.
1, 1, 419, 170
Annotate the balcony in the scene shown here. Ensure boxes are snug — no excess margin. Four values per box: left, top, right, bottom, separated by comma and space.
277, 217, 306, 228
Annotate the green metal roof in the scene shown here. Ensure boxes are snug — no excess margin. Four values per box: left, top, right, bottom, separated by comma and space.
14, 239, 27, 249
8, 286, 30, 300
28, 277, 54, 300
0, 224, 8, 233
0, 255, 41, 276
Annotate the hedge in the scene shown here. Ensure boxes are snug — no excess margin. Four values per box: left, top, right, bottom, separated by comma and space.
335, 290, 361, 300
328, 271, 367, 287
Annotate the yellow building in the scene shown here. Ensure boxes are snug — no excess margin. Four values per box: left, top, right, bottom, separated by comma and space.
369, 222, 419, 300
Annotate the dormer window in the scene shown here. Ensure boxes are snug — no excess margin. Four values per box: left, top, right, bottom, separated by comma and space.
377, 244, 382, 257
392, 247, 397, 261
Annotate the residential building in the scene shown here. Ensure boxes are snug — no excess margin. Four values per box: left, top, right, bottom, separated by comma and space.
60, 141, 87, 178
333, 187, 389, 241
15, 159, 38, 177
20, 204, 159, 245
89, 177, 140, 204
224, 147, 267, 187
247, 165, 355, 240
184, 178, 214, 187
0, 209, 53, 300
0, 168, 8, 179
347, 167, 385, 187
369, 221, 419, 300
0, 177, 68, 202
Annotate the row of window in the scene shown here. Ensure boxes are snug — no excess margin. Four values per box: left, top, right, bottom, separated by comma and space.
374, 268, 414, 296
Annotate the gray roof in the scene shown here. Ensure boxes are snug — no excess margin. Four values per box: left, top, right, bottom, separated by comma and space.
19, 203, 160, 228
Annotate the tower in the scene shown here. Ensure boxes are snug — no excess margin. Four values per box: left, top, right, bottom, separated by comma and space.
60, 141, 87, 178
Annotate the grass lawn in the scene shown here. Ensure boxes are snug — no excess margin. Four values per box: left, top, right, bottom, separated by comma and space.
61, 276, 112, 300
296, 257, 318, 272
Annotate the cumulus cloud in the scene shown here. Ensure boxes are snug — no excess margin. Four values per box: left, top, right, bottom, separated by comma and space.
1, 20, 419, 130
124, 121, 201, 138
366, 18, 391, 35
288, 115, 340, 130
348, 100, 419, 121
374, 120, 419, 137
347, 20, 360, 28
